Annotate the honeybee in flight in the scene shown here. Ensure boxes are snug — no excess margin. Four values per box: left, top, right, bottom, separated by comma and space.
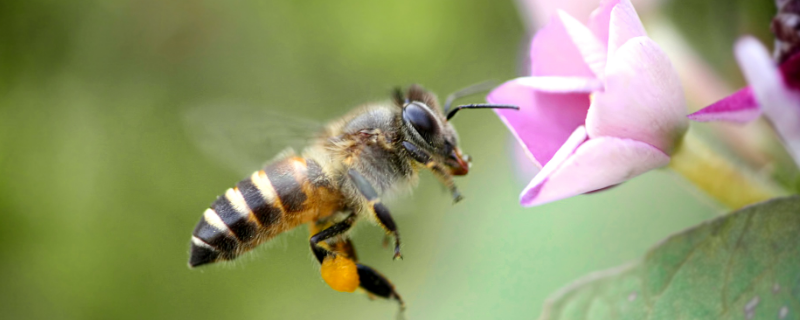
187, 84, 517, 308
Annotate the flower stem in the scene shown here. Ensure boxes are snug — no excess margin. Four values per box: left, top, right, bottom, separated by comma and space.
668, 130, 786, 210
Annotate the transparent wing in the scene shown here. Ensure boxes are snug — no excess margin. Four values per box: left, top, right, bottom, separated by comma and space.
183, 103, 325, 176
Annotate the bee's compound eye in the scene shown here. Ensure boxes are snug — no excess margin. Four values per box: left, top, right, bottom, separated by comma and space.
403, 102, 438, 142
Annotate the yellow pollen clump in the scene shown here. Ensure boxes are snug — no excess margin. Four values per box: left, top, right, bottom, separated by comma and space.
320, 256, 359, 292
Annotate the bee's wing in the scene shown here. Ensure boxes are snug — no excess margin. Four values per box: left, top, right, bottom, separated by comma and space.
183, 103, 325, 176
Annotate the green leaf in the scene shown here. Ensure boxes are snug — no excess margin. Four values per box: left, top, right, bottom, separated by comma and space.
539, 196, 800, 320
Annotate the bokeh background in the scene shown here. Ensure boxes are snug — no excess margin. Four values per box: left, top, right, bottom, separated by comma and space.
0, 0, 780, 319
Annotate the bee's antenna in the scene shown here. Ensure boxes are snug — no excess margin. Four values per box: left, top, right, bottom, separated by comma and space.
443, 80, 500, 114
446, 104, 519, 121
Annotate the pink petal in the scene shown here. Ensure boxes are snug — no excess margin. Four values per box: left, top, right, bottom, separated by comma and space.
606, 0, 647, 61
521, 0, 597, 29
736, 37, 800, 167
521, 131, 670, 207
530, 14, 597, 78
586, 37, 688, 155
513, 76, 604, 93
588, 0, 621, 46
523, 0, 660, 32
488, 80, 590, 168
556, 10, 608, 79
521, 126, 589, 205
687, 87, 761, 123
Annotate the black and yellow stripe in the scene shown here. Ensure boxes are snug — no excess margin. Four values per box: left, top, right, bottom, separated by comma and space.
189, 157, 320, 268
266, 159, 307, 212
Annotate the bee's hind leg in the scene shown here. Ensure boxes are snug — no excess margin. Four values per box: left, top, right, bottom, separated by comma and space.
309, 219, 404, 309
331, 237, 405, 309
310, 214, 360, 293
356, 262, 405, 310
347, 169, 402, 260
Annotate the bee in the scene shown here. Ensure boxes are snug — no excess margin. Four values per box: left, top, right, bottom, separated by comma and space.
187, 84, 517, 308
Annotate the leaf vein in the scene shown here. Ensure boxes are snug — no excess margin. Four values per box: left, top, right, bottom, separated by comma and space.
720, 212, 754, 313
644, 230, 716, 320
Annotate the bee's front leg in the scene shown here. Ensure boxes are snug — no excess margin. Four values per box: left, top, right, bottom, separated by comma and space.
347, 169, 403, 260
402, 141, 463, 203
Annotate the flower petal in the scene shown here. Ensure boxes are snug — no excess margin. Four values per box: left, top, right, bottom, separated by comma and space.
488, 80, 590, 167
530, 14, 596, 77
521, 133, 670, 207
556, 10, 608, 79
687, 87, 761, 123
606, 0, 648, 61
588, 0, 621, 46
736, 37, 800, 167
513, 76, 603, 93
522, 0, 598, 29
586, 36, 688, 154
521, 126, 588, 205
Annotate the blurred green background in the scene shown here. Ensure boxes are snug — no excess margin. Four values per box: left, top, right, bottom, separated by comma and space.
0, 0, 776, 319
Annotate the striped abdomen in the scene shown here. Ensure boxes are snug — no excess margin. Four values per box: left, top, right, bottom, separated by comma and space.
189, 157, 336, 268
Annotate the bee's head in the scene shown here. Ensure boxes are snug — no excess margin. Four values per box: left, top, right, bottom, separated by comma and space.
395, 84, 517, 176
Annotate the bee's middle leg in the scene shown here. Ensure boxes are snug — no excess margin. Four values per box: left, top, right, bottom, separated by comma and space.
347, 168, 402, 260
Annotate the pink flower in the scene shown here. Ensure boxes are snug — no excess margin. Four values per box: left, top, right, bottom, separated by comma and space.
517, 0, 662, 29
688, 37, 800, 167
488, 0, 688, 206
